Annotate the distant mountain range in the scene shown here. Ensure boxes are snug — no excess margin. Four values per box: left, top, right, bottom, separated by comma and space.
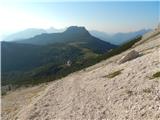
3, 27, 151, 45
14, 27, 116, 52
90, 29, 151, 45
3, 27, 65, 41
2, 26, 117, 86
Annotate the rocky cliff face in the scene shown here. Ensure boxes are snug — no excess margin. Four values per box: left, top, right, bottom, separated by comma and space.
2, 28, 160, 120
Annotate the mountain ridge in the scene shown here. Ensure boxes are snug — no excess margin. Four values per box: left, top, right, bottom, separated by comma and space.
14, 26, 110, 45
2, 28, 65, 41
90, 29, 151, 45
3, 27, 151, 45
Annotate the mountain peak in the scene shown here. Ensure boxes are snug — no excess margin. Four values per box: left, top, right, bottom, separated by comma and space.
64, 26, 90, 35
66, 26, 86, 30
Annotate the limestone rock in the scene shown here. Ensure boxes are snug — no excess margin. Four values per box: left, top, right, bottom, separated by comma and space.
118, 50, 140, 64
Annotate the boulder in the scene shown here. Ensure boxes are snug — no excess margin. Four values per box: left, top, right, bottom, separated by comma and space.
118, 50, 140, 64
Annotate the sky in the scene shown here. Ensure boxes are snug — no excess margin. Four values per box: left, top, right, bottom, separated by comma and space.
0, 1, 159, 40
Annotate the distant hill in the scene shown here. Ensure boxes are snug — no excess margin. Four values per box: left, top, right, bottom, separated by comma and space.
90, 29, 151, 45
3, 28, 65, 41
3, 28, 46, 41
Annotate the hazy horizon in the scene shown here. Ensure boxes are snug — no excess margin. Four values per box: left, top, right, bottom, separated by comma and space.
0, 1, 159, 40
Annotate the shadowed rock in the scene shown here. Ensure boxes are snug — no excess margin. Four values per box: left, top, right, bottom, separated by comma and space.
118, 50, 140, 64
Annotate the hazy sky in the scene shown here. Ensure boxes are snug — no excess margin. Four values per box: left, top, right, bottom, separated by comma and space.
0, 1, 159, 39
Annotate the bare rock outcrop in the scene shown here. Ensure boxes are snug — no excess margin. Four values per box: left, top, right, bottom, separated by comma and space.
118, 50, 140, 64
